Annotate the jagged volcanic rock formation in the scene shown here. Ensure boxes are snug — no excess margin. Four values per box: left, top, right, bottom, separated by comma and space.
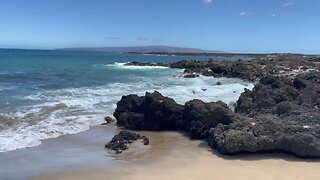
114, 91, 234, 137
114, 91, 185, 131
112, 55, 320, 158
208, 72, 320, 158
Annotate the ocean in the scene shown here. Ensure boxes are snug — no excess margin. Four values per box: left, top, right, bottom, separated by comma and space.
0, 49, 253, 152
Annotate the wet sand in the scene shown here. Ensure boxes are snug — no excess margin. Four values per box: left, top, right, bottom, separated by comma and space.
35, 130, 320, 180
0, 125, 120, 179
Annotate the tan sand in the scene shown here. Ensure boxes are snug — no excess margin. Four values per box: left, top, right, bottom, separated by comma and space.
35, 131, 320, 180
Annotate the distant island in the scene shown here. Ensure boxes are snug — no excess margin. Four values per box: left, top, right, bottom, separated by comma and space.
56, 45, 225, 53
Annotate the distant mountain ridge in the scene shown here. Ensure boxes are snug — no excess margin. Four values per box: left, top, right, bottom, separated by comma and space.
57, 45, 225, 53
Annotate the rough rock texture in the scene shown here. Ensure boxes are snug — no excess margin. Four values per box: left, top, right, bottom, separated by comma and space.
235, 72, 320, 115
208, 112, 320, 158
207, 72, 320, 158
125, 54, 320, 82
105, 131, 149, 154
115, 58, 320, 158
169, 57, 320, 81
114, 91, 234, 139
114, 91, 185, 131
184, 100, 234, 139
235, 76, 299, 115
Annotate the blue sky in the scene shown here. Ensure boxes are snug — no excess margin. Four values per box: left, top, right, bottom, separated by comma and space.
0, 0, 319, 53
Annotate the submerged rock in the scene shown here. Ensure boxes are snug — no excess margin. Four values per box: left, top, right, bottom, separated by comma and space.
105, 131, 149, 154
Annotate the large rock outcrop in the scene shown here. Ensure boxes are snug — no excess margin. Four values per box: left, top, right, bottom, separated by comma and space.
208, 72, 320, 158
114, 91, 234, 138
208, 111, 320, 158
114, 91, 185, 131
112, 71, 320, 158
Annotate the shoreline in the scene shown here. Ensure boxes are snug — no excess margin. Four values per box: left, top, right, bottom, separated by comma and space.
0, 125, 121, 179
35, 130, 320, 180
2, 56, 320, 179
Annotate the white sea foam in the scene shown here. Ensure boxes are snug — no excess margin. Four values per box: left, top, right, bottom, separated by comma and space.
105, 62, 128, 67
0, 69, 253, 152
105, 62, 169, 69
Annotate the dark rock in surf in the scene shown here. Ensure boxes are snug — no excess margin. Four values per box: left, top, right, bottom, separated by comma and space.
183, 73, 200, 78
112, 58, 320, 158
114, 91, 185, 131
114, 91, 235, 139
101, 116, 114, 125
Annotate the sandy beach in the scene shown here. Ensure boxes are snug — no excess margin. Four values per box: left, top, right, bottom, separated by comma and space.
34, 128, 320, 180
1, 0, 320, 179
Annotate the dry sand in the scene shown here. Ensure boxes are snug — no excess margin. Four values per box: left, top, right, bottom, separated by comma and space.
34, 131, 320, 180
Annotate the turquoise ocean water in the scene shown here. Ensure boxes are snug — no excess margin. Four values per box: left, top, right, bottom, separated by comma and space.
0, 49, 253, 152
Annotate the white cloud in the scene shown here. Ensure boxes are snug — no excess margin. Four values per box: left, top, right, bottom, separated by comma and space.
203, 0, 213, 3
283, 2, 295, 7
239, 12, 251, 16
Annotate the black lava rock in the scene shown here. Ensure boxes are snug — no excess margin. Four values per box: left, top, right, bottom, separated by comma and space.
105, 131, 149, 154
114, 91, 185, 131
184, 100, 234, 139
